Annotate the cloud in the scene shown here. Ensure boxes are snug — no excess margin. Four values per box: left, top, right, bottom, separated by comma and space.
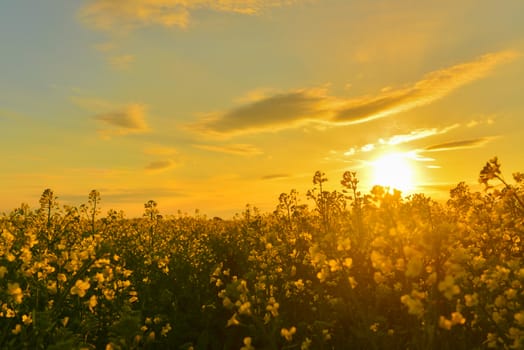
80, 0, 298, 31
93, 103, 150, 137
109, 54, 135, 69
333, 51, 518, 125
193, 143, 263, 156
423, 137, 495, 152
333, 123, 459, 160
144, 160, 176, 172
261, 173, 290, 180
378, 124, 460, 146
143, 145, 178, 156
466, 117, 495, 128
189, 50, 518, 137
361, 144, 375, 152
190, 87, 338, 137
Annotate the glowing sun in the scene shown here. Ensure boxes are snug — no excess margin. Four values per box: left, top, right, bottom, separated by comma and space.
371, 153, 416, 193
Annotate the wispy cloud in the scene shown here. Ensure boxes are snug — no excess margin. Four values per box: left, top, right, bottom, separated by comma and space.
378, 124, 460, 146
333, 50, 517, 125
108, 54, 135, 70
261, 173, 290, 180
193, 143, 263, 156
94, 103, 150, 137
190, 87, 336, 137
73, 97, 151, 137
144, 160, 176, 172
466, 117, 495, 128
143, 145, 178, 156
80, 0, 299, 32
333, 123, 459, 160
423, 137, 495, 152
189, 50, 518, 137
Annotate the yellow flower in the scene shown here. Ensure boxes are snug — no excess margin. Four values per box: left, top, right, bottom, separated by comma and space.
486, 333, 499, 348
494, 295, 506, 308
400, 294, 424, 318
438, 275, 460, 300
22, 314, 32, 325
240, 337, 255, 350
301, 338, 312, 350
103, 288, 115, 300
294, 279, 305, 291
328, 259, 339, 272
129, 291, 139, 303
439, 316, 452, 330
147, 331, 155, 342
161, 323, 172, 337
337, 237, 351, 251
405, 256, 423, 278
95, 272, 105, 283
343, 258, 353, 269
266, 297, 279, 317
47, 280, 57, 294
88, 295, 98, 312
70, 279, 91, 298
464, 293, 478, 307
222, 296, 234, 309
238, 301, 251, 316
226, 313, 240, 327
0, 266, 7, 278
451, 311, 466, 325
374, 271, 386, 284
515, 312, 524, 327
8, 282, 23, 304
492, 311, 503, 324
281, 326, 297, 341
11, 324, 22, 335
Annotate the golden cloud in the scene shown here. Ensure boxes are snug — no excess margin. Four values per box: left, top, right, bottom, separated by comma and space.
94, 103, 150, 137
193, 143, 263, 156
423, 137, 496, 152
80, 0, 299, 31
189, 50, 518, 137
144, 160, 176, 172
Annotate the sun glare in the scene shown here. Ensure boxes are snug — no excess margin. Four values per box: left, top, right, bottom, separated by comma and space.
371, 153, 415, 194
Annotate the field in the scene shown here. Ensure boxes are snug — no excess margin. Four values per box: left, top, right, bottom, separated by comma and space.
1, 158, 523, 349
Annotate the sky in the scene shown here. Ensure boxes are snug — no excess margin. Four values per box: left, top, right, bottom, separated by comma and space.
1, 0, 523, 218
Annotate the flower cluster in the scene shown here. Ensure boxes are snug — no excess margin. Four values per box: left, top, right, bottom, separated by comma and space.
0, 159, 522, 349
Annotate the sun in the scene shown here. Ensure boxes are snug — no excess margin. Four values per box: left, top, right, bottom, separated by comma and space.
371, 153, 416, 193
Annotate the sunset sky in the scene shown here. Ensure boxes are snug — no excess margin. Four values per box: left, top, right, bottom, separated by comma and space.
1, 0, 523, 217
